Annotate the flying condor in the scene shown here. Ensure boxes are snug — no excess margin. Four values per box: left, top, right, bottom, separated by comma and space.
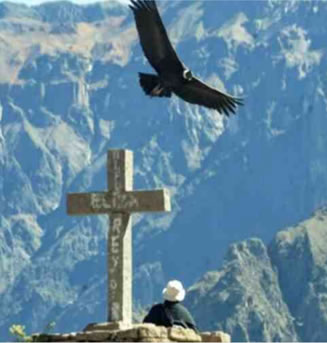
129, 0, 243, 116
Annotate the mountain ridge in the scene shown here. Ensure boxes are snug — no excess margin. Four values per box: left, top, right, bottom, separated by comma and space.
1, 0, 327, 341
186, 208, 327, 341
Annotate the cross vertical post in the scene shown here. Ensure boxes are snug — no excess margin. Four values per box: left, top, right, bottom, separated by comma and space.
107, 150, 133, 323
67, 149, 171, 325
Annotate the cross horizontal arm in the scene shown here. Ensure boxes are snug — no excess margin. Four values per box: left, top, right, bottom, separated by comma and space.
128, 189, 171, 212
67, 189, 171, 215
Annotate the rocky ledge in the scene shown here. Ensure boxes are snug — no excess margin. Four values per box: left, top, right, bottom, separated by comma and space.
31, 322, 231, 342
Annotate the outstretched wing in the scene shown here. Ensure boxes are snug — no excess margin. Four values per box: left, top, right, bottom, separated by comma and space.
176, 77, 243, 116
129, 0, 183, 74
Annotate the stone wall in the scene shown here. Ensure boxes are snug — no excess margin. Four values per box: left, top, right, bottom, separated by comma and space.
32, 323, 231, 342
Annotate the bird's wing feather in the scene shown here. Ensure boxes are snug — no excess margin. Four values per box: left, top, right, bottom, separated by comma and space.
176, 77, 243, 116
129, 0, 183, 73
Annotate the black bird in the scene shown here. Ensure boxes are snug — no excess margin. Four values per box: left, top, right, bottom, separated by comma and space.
129, 0, 243, 116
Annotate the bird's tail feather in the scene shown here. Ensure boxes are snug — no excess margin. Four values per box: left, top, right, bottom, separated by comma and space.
138, 73, 171, 98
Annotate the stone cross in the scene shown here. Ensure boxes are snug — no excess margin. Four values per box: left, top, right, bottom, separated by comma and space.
67, 150, 171, 325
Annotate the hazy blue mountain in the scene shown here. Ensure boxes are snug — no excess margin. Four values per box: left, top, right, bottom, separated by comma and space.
1, 0, 327, 341
269, 208, 327, 342
186, 238, 298, 342
186, 209, 327, 342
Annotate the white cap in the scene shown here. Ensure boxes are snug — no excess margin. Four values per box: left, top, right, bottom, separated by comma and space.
162, 280, 186, 302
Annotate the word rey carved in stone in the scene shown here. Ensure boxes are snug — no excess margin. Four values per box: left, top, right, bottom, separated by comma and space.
67, 150, 171, 325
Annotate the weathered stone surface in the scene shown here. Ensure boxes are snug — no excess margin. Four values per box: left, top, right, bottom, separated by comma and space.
168, 326, 201, 342
83, 330, 112, 341
132, 323, 157, 329
75, 332, 89, 341
60, 333, 76, 342
200, 331, 231, 342
32, 324, 230, 342
138, 324, 168, 339
32, 332, 78, 342
84, 321, 132, 331
115, 327, 140, 341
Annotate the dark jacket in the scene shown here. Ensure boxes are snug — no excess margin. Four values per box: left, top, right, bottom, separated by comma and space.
143, 300, 197, 331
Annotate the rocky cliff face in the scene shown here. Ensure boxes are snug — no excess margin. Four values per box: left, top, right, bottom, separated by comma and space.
186, 210, 327, 342
269, 209, 327, 342
1, 0, 327, 341
186, 239, 298, 342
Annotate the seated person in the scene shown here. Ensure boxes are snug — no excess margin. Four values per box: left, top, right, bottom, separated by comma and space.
143, 280, 198, 332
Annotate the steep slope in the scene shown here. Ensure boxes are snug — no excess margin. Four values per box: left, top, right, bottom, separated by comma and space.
269, 208, 327, 341
185, 238, 298, 342
186, 210, 327, 342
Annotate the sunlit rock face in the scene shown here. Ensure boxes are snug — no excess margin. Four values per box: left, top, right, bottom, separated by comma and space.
1, 0, 327, 341
269, 209, 327, 342
186, 210, 327, 342
185, 238, 298, 342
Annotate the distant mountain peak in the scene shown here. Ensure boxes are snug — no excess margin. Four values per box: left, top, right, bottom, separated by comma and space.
0, 1, 127, 24
0, 1, 39, 20
35, 0, 127, 24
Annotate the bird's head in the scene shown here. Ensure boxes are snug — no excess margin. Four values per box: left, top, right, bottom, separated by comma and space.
183, 69, 193, 81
